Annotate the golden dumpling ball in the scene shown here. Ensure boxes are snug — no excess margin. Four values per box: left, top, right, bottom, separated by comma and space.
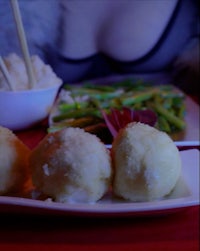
0, 126, 30, 195
30, 127, 112, 203
112, 122, 181, 201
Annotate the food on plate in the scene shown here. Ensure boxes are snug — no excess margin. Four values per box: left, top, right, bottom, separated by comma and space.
48, 80, 186, 143
0, 126, 31, 195
102, 107, 158, 138
111, 122, 181, 202
0, 53, 62, 91
29, 127, 112, 203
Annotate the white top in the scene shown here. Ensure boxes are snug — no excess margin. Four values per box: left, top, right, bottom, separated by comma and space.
60, 0, 178, 61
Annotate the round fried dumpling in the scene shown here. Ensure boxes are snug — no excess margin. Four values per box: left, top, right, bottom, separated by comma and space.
112, 122, 181, 201
30, 127, 112, 203
0, 126, 30, 195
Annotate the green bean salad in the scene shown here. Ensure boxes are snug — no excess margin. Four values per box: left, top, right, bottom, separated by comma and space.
48, 79, 186, 143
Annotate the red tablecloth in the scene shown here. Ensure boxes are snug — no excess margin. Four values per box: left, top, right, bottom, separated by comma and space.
0, 205, 199, 251
0, 118, 199, 251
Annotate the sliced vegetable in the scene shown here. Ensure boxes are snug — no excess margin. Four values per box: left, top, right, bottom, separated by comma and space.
49, 79, 186, 142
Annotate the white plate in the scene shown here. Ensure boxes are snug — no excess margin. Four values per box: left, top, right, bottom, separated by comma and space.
0, 150, 199, 217
182, 96, 199, 143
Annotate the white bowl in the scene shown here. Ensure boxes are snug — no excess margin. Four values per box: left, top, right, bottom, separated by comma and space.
0, 85, 61, 131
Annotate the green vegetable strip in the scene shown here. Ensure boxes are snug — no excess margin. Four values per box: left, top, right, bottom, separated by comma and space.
83, 84, 116, 92
53, 108, 101, 122
70, 88, 122, 100
157, 116, 171, 133
120, 90, 156, 106
153, 104, 186, 130
58, 101, 88, 112
59, 117, 102, 128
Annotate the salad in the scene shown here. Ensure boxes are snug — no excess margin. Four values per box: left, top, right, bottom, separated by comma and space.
48, 78, 186, 143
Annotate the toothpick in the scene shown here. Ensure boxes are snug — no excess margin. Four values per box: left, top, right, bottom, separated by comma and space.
10, 0, 36, 89
0, 56, 15, 91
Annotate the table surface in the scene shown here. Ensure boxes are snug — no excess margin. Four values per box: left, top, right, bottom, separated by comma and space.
0, 98, 199, 251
